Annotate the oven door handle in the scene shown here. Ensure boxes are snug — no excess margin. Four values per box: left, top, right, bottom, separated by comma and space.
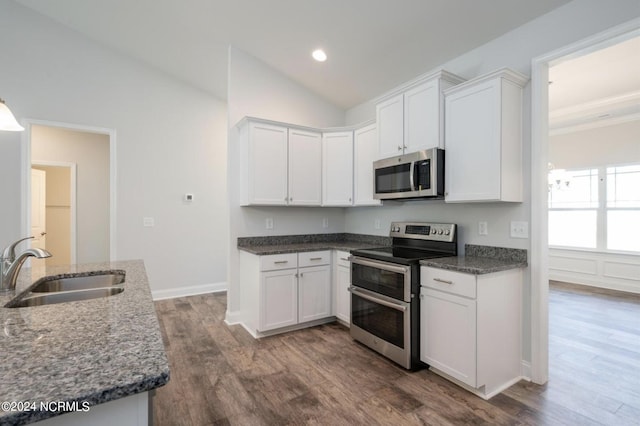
350, 256, 410, 275
349, 286, 407, 312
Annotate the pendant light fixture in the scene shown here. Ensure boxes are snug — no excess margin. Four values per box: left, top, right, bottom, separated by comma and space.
0, 98, 25, 131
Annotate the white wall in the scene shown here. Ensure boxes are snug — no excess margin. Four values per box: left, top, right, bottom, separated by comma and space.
550, 120, 640, 168
32, 126, 110, 265
226, 47, 345, 319
0, 0, 228, 295
345, 0, 640, 365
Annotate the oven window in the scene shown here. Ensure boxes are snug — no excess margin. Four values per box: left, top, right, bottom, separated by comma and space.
352, 294, 404, 349
375, 163, 411, 193
351, 263, 405, 300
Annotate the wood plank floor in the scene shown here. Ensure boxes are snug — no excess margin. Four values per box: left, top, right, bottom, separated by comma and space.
152, 282, 640, 425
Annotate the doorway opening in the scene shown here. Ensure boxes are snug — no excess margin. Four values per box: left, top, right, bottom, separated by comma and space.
31, 162, 77, 266
21, 120, 117, 264
530, 19, 640, 385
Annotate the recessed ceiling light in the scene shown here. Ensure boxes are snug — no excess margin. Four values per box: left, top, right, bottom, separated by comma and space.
312, 49, 327, 62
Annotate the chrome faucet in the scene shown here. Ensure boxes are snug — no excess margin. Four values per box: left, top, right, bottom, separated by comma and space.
1, 237, 51, 293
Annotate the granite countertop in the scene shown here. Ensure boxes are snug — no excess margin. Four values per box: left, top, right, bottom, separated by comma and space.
0, 260, 169, 425
237, 233, 390, 255
421, 244, 528, 274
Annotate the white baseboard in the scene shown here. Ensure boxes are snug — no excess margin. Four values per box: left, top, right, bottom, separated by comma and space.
152, 282, 227, 300
224, 310, 243, 326
521, 360, 532, 381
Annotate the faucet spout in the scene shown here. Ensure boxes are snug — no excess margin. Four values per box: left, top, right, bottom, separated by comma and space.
0, 240, 52, 293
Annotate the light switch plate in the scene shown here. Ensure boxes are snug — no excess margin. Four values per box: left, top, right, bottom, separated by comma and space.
143, 217, 155, 227
322, 218, 329, 228
510, 221, 529, 238
265, 218, 274, 230
478, 221, 488, 235
374, 219, 381, 230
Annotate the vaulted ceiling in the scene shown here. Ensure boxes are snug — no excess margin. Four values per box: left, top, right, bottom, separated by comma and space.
16, 0, 572, 109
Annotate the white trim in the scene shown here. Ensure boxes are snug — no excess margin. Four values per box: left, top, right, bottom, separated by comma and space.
31, 161, 78, 264
224, 309, 244, 326
151, 282, 227, 301
530, 17, 640, 386
20, 119, 117, 262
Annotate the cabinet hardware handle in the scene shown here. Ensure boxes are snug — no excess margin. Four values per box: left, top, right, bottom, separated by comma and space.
403, 145, 407, 149
340, 258, 350, 261
300, 273, 304, 277
397, 146, 402, 151
310, 257, 322, 261
434, 278, 453, 285
274, 260, 288, 264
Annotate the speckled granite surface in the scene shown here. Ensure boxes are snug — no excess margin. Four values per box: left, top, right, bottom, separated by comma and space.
0, 260, 169, 425
237, 233, 390, 255
421, 244, 528, 274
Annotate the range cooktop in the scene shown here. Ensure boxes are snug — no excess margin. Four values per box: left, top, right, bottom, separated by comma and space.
351, 222, 457, 265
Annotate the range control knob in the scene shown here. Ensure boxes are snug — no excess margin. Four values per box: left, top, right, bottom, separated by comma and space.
445, 229, 451, 235
431, 229, 437, 234
438, 229, 443, 235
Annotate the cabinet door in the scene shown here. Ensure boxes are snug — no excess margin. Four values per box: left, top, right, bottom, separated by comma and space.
322, 131, 353, 206
420, 287, 477, 387
376, 94, 404, 159
404, 80, 441, 152
260, 269, 298, 331
444, 80, 501, 202
335, 264, 351, 324
298, 265, 331, 323
353, 124, 381, 206
288, 128, 322, 205
248, 122, 288, 205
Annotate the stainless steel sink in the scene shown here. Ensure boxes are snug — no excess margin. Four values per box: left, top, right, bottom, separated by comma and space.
7, 287, 124, 308
30, 272, 125, 293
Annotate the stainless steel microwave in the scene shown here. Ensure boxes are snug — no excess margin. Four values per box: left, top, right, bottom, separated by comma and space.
373, 148, 444, 200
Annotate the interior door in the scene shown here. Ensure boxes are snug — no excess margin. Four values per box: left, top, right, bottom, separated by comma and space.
31, 168, 47, 249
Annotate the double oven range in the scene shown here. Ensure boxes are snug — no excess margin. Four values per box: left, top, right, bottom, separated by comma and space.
349, 222, 457, 369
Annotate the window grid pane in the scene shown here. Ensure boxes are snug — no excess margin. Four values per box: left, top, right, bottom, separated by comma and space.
607, 165, 640, 208
549, 169, 598, 209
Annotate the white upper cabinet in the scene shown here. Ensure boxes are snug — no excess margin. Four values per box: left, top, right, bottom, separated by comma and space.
322, 131, 354, 206
240, 120, 288, 206
288, 128, 322, 206
444, 68, 528, 203
376, 94, 404, 159
353, 123, 381, 206
238, 118, 322, 206
376, 70, 465, 159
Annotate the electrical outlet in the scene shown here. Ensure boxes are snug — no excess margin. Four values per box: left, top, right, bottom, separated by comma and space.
478, 221, 488, 236
265, 218, 274, 230
374, 219, 381, 230
143, 217, 155, 227
510, 221, 529, 239
322, 218, 329, 228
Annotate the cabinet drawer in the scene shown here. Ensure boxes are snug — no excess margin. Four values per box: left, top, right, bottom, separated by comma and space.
299, 250, 331, 267
336, 251, 351, 268
421, 267, 476, 298
260, 253, 298, 271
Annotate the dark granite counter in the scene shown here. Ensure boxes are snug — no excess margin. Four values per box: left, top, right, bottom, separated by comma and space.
0, 260, 169, 425
237, 233, 390, 255
421, 244, 528, 274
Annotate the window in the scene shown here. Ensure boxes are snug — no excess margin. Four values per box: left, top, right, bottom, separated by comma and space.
548, 164, 640, 253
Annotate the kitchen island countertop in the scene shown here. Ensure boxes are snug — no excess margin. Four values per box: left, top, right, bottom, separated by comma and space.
0, 259, 169, 426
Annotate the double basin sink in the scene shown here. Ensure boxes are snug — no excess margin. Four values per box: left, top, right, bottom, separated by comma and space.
5, 271, 125, 308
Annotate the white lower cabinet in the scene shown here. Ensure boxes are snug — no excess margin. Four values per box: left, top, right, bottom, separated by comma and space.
260, 268, 298, 331
334, 250, 351, 324
240, 250, 332, 335
420, 266, 523, 399
298, 265, 331, 322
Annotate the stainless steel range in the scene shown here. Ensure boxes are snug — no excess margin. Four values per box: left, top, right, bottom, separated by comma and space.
349, 222, 457, 369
